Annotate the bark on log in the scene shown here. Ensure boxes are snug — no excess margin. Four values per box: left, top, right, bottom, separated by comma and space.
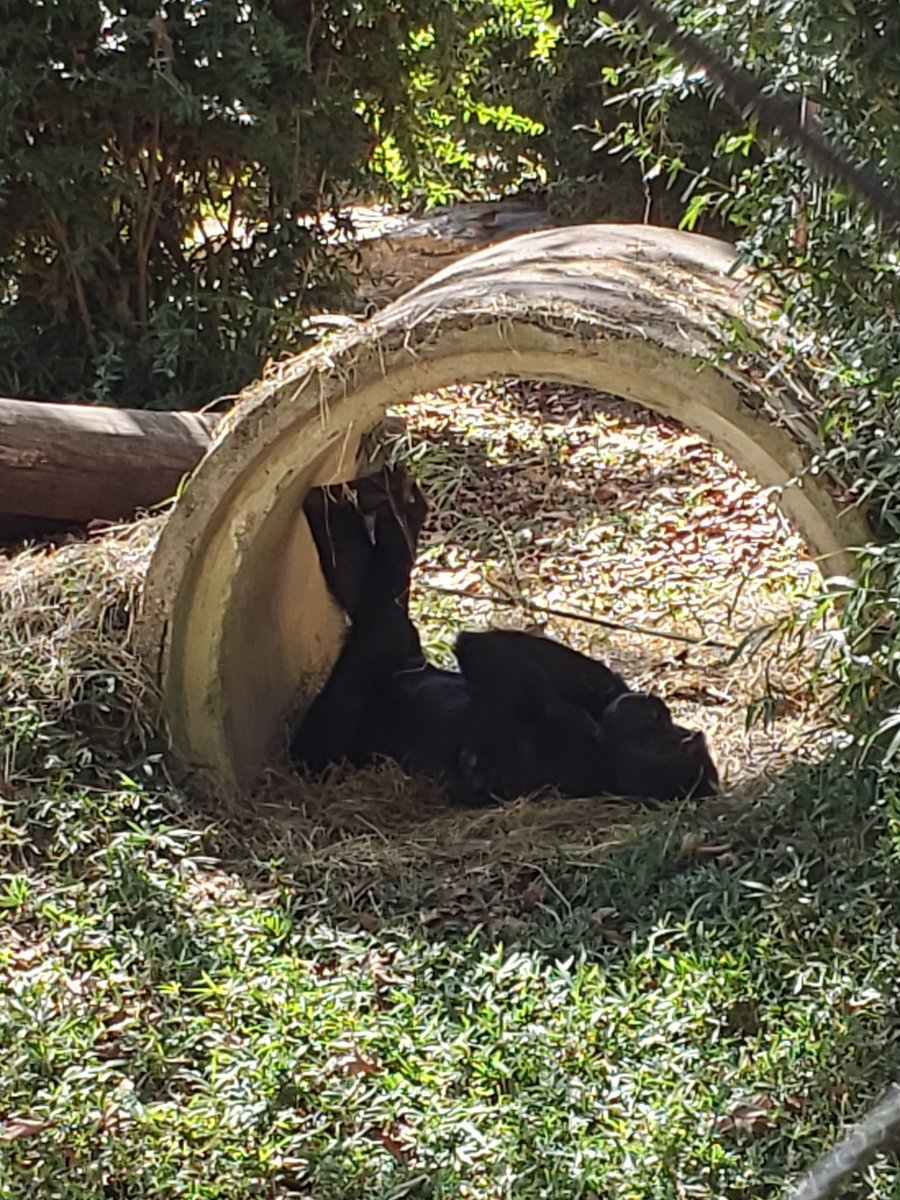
0, 399, 403, 544
351, 199, 553, 306
0, 397, 217, 539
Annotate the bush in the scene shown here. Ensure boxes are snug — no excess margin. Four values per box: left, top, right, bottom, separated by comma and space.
0, 1, 743, 411
0, 1, 545, 409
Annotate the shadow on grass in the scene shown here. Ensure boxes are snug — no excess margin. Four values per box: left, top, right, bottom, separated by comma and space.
5, 678, 900, 1200
197, 747, 900, 1196
0, 393, 880, 1196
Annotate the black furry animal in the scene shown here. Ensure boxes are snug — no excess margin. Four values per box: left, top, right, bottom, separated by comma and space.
291, 468, 719, 805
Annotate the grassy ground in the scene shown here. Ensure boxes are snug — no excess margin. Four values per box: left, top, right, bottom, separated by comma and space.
2, 383, 899, 1199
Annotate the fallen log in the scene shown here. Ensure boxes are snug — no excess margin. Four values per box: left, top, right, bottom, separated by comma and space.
350, 198, 553, 305
0, 200, 553, 544
0, 399, 406, 546
0, 397, 217, 542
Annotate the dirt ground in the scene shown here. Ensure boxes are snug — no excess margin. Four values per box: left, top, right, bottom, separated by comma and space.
397, 380, 838, 786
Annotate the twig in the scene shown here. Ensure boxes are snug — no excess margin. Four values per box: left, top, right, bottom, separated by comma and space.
48, 211, 99, 357
787, 1083, 900, 1200
416, 582, 735, 650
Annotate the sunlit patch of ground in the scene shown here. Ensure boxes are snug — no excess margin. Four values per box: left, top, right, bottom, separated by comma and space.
385, 378, 841, 795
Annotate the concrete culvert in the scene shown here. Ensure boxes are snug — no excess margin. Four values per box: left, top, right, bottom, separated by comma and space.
138, 223, 869, 793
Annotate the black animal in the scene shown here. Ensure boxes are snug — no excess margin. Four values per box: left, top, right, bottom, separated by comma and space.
291, 468, 719, 805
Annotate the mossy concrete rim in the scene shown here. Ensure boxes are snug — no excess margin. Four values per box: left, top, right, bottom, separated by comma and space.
137, 222, 871, 793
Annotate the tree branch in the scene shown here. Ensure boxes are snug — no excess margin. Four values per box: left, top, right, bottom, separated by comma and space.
417, 581, 734, 650
601, 0, 900, 232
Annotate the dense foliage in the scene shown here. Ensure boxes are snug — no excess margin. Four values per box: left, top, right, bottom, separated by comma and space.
0, 1, 544, 408
0, 0, 732, 410
368, 0, 732, 225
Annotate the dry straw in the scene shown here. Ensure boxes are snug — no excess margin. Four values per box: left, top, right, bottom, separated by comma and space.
0, 517, 662, 877
0, 376, 846, 879
0, 519, 163, 749
0, 526, 837, 884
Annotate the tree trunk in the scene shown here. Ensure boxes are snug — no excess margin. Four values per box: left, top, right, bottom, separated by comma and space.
0, 397, 217, 541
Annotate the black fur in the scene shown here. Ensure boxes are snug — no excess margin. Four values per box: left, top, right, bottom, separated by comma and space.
291, 468, 719, 805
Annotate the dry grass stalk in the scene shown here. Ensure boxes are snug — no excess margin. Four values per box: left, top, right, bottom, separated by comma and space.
0, 382, 844, 876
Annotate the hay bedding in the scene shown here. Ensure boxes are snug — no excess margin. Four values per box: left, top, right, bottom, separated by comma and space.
0, 379, 839, 872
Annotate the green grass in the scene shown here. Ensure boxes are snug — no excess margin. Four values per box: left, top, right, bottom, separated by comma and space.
1, 383, 895, 1198
3, 705, 900, 1197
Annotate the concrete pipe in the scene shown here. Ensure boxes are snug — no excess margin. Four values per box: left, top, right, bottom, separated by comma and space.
138, 224, 870, 792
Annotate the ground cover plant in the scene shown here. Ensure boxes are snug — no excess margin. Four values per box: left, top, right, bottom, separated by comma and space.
4, 384, 900, 1199
3, 0, 900, 1194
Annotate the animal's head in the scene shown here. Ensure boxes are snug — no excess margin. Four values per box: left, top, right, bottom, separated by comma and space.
601, 692, 719, 801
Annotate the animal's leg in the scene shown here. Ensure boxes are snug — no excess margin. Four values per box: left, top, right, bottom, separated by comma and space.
291, 477, 426, 773
303, 484, 374, 620
456, 629, 629, 720
304, 464, 428, 621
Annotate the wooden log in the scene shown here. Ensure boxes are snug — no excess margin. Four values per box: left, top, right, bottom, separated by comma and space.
0, 397, 217, 537
0, 398, 406, 545
351, 199, 554, 306
0, 201, 554, 543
